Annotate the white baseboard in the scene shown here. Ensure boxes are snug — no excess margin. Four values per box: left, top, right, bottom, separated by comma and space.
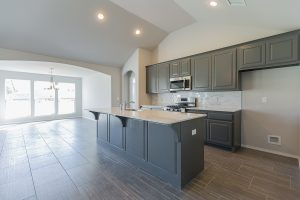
242, 144, 300, 167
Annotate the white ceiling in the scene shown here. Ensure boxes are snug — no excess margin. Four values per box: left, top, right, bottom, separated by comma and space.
174, 0, 300, 29
0, 0, 167, 68
109, 0, 196, 33
1, 0, 300, 69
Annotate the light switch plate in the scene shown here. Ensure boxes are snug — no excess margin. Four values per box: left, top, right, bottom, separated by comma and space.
192, 129, 197, 136
262, 97, 268, 103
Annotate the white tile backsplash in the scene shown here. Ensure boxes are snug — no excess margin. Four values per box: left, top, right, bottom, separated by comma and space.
151, 91, 241, 108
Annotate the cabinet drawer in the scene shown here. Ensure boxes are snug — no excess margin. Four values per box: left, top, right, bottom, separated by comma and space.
187, 110, 207, 115
207, 112, 233, 121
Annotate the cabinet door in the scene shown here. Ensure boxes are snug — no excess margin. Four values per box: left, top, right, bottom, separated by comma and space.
98, 114, 108, 141
207, 119, 232, 147
180, 58, 191, 76
191, 54, 212, 91
238, 42, 266, 70
125, 119, 146, 160
212, 48, 237, 90
266, 34, 298, 65
170, 61, 180, 77
157, 62, 170, 93
109, 115, 124, 149
146, 65, 158, 93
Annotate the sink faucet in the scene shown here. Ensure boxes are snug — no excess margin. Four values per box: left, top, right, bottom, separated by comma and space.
120, 101, 135, 110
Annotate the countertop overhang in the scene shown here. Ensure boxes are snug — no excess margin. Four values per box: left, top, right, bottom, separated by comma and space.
87, 107, 206, 125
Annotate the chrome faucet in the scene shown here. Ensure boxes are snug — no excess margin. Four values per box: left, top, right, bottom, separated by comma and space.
120, 101, 135, 110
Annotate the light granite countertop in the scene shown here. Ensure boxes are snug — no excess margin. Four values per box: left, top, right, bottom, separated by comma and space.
187, 106, 241, 112
88, 107, 206, 125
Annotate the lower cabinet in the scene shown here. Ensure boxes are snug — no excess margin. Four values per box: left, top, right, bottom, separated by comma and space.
187, 109, 241, 151
98, 114, 108, 141
207, 120, 232, 147
125, 119, 146, 160
109, 115, 124, 149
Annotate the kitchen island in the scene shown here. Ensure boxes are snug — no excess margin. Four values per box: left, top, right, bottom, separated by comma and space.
88, 107, 206, 188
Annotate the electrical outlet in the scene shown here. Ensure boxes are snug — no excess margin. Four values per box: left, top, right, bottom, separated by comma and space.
262, 97, 268, 103
192, 129, 197, 136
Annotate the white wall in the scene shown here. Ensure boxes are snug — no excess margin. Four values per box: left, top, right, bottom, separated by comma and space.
122, 48, 152, 108
122, 49, 139, 108
241, 66, 300, 160
82, 73, 111, 120
152, 22, 289, 63
138, 48, 152, 106
0, 70, 82, 125
0, 48, 121, 106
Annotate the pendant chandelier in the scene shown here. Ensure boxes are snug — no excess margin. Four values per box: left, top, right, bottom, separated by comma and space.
45, 68, 59, 91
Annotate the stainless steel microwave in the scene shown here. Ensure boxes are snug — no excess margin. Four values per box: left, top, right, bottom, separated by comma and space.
170, 76, 191, 91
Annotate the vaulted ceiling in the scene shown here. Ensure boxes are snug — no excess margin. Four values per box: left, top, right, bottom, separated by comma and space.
0, 0, 300, 68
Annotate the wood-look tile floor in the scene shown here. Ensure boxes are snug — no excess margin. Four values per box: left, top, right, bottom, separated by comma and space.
0, 119, 299, 200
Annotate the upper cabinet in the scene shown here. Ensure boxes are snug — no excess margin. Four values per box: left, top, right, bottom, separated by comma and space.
147, 30, 300, 94
157, 62, 170, 93
170, 58, 191, 78
170, 61, 180, 77
212, 48, 238, 90
238, 32, 300, 71
180, 58, 191, 76
146, 65, 158, 94
191, 54, 212, 91
266, 33, 299, 65
238, 42, 266, 70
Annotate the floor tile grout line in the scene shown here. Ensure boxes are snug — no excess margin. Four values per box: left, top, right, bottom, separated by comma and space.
39, 129, 84, 193
22, 134, 38, 199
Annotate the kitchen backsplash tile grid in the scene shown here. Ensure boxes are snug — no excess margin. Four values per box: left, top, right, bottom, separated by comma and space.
151, 91, 241, 108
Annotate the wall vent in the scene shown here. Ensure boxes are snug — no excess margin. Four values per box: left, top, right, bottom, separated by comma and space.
268, 135, 281, 145
226, 0, 247, 6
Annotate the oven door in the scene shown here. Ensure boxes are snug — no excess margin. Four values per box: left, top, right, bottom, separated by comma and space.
170, 77, 185, 91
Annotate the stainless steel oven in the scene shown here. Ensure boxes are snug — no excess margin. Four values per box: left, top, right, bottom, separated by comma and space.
170, 76, 191, 91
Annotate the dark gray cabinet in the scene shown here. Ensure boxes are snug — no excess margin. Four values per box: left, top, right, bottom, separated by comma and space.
109, 115, 124, 149
170, 61, 180, 77
266, 33, 299, 65
98, 114, 108, 141
157, 62, 170, 93
207, 120, 232, 147
212, 48, 238, 90
238, 42, 266, 70
238, 32, 300, 71
125, 119, 146, 160
146, 65, 158, 94
180, 58, 191, 76
170, 59, 191, 77
187, 109, 241, 151
148, 122, 179, 174
191, 54, 212, 91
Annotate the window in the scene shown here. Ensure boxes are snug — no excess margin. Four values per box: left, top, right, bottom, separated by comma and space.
58, 83, 76, 114
5, 79, 31, 119
34, 81, 55, 116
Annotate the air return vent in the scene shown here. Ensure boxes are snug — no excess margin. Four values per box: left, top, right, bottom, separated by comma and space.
268, 135, 281, 145
226, 0, 247, 6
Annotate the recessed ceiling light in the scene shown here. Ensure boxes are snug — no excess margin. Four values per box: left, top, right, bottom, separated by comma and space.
210, 1, 218, 7
135, 29, 141, 35
97, 13, 104, 20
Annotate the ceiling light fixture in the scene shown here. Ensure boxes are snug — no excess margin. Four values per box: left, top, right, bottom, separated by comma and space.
135, 29, 141, 35
97, 13, 104, 20
45, 68, 59, 91
210, 1, 218, 7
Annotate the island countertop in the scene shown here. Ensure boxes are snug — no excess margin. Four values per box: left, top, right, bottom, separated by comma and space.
88, 107, 206, 125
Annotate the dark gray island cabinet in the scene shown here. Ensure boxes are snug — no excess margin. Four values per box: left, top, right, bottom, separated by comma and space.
88, 108, 206, 189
